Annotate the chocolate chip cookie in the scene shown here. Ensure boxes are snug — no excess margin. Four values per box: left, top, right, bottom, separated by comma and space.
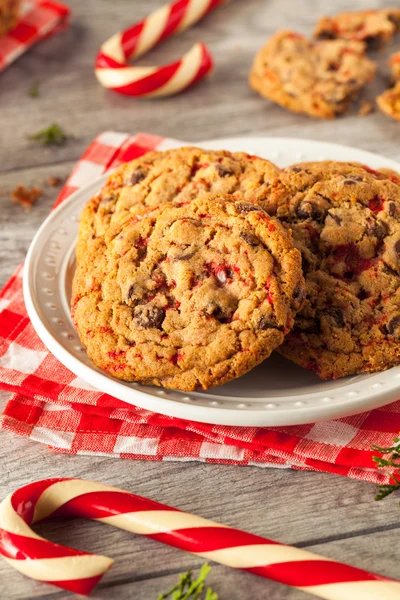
76, 147, 280, 262
249, 30, 376, 119
259, 161, 400, 379
377, 52, 400, 122
72, 195, 304, 391
314, 8, 400, 48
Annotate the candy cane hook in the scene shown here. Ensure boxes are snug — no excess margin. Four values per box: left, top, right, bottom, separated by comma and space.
95, 0, 227, 97
0, 479, 399, 598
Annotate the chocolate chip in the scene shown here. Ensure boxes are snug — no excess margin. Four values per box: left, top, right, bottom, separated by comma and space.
387, 316, 400, 338
127, 284, 135, 301
241, 231, 260, 246
388, 202, 397, 217
204, 302, 226, 320
326, 306, 345, 327
175, 251, 195, 261
387, 13, 400, 24
291, 167, 302, 173
327, 212, 342, 225
367, 220, 388, 240
394, 240, 400, 260
358, 288, 369, 301
317, 31, 336, 40
343, 179, 356, 186
365, 35, 380, 51
297, 200, 323, 221
216, 164, 234, 178
383, 263, 398, 276
127, 168, 146, 186
134, 306, 165, 330
258, 316, 280, 330
236, 202, 259, 213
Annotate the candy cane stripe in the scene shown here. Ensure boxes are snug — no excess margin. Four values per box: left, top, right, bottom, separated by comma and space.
1, 478, 399, 598
3, 554, 112, 582
95, 0, 226, 97
298, 581, 400, 600
195, 546, 327, 569
159, 0, 192, 41
98, 511, 227, 535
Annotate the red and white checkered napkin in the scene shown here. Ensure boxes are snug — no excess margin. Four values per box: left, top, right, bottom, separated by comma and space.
0, 131, 399, 485
0, 0, 69, 72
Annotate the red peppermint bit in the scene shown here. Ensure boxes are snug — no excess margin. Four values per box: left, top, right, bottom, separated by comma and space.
268, 223, 276, 232
134, 353, 143, 359
341, 48, 358, 56
232, 266, 240, 275
388, 174, 400, 185
264, 281, 274, 304
360, 164, 382, 178
99, 326, 111, 333
86, 329, 94, 338
190, 163, 210, 177
204, 262, 233, 283
137, 235, 148, 248
368, 196, 384, 213
334, 243, 374, 275
169, 352, 183, 365
107, 350, 126, 359
110, 364, 127, 372
198, 213, 210, 218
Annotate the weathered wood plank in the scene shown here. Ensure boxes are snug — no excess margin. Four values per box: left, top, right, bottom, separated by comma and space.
1, 0, 400, 597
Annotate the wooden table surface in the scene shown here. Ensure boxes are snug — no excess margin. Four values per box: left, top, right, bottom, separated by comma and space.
1, 0, 400, 598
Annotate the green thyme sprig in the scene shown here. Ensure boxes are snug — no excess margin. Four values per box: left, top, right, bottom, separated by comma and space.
158, 564, 218, 600
27, 79, 40, 98
372, 435, 400, 501
28, 123, 68, 146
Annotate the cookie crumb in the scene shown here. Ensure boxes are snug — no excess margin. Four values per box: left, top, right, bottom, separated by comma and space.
11, 185, 43, 210
47, 176, 63, 187
358, 100, 375, 116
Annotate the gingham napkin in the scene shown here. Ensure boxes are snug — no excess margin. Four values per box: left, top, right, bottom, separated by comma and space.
0, 131, 399, 486
0, 0, 69, 71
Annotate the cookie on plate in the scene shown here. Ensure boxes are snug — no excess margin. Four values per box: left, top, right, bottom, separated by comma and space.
377, 52, 400, 122
258, 161, 400, 379
249, 30, 376, 119
72, 195, 304, 391
76, 147, 280, 261
0, 0, 20, 37
314, 8, 400, 48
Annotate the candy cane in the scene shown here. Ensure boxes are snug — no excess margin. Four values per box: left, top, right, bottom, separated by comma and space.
0, 479, 399, 598
94, 0, 226, 97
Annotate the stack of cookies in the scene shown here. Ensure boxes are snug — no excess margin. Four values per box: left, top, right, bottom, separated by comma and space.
249, 8, 400, 121
72, 149, 400, 391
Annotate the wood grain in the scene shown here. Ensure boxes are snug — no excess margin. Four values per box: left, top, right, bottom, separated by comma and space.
1, 0, 400, 598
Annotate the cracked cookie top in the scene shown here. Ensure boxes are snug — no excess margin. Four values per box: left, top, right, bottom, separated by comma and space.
72, 194, 304, 391
76, 147, 280, 261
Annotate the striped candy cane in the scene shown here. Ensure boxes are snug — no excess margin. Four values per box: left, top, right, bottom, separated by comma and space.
95, 0, 226, 97
0, 479, 399, 598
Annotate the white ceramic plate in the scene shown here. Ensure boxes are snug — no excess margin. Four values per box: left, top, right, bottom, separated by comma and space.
23, 137, 400, 426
